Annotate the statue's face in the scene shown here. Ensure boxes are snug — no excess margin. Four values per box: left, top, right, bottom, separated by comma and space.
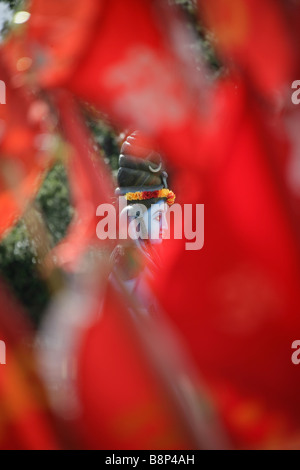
119, 199, 169, 244
142, 200, 168, 244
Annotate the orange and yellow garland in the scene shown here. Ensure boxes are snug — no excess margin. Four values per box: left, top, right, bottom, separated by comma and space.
125, 189, 175, 206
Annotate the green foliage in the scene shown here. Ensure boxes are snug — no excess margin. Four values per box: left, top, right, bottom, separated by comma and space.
0, 0, 16, 7
84, 112, 121, 174
0, 0, 28, 39
36, 163, 74, 245
172, 0, 222, 73
0, 221, 50, 327
3, 0, 19, 7
0, 164, 73, 327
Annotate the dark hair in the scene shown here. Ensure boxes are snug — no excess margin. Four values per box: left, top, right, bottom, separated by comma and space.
126, 197, 167, 210
116, 131, 169, 202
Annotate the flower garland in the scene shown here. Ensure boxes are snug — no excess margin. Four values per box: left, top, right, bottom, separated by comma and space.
125, 188, 176, 206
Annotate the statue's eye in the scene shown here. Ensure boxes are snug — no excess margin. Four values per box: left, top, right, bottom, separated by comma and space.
154, 213, 162, 222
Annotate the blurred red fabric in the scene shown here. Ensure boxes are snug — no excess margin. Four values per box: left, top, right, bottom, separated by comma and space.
0, 280, 61, 449
1, 0, 300, 449
0, 59, 52, 239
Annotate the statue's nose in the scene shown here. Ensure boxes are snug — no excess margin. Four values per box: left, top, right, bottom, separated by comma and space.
161, 213, 168, 234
